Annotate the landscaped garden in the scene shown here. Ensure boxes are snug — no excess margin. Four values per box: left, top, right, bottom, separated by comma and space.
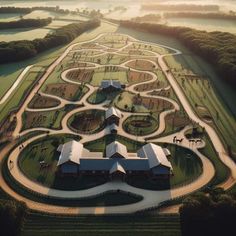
126, 59, 156, 71
123, 115, 159, 136
68, 109, 105, 134
114, 91, 173, 113
28, 94, 60, 109
44, 83, 88, 101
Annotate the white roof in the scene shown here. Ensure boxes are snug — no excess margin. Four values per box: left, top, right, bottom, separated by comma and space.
109, 162, 126, 174
106, 141, 128, 158
163, 148, 171, 156
109, 123, 118, 131
137, 143, 172, 169
57, 141, 83, 166
105, 107, 122, 119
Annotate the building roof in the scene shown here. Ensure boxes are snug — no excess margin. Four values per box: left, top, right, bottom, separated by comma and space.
109, 124, 118, 132
109, 162, 126, 174
101, 80, 122, 90
79, 159, 149, 171
137, 143, 172, 169
57, 141, 83, 166
105, 107, 122, 119
106, 141, 128, 158
163, 148, 171, 156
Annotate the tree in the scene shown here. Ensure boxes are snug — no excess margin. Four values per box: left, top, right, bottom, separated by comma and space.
0, 200, 28, 236
180, 190, 236, 236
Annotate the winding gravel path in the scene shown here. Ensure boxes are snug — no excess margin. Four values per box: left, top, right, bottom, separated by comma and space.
1, 32, 234, 215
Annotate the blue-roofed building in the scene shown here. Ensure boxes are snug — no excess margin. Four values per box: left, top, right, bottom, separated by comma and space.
100, 80, 123, 92
57, 141, 172, 179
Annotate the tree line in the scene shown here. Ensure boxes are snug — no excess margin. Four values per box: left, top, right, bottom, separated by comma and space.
164, 12, 236, 20
0, 18, 52, 30
0, 199, 28, 236
180, 188, 236, 236
120, 21, 236, 87
0, 20, 100, 63
0, 7, 32, 14
141, 4, 219, 12
0, 6, 69, 15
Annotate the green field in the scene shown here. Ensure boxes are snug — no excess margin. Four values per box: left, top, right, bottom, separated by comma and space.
165, 54, 236, 156
22, 213, 181, 236
0, 68, 44, 122
0, 21, 118, 125
91, 68, 128, 86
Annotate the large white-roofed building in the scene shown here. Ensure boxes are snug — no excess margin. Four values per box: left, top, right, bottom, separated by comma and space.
57, 141, 172, 179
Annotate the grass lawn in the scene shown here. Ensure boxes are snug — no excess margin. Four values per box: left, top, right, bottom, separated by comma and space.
87, 89, 107, 104
165, 54, 236, 156
114, 91, 173, 113
91, 68, 128, 86
0, 69, 44, 122
84, 134, 143, 154
200, 134, 230, 186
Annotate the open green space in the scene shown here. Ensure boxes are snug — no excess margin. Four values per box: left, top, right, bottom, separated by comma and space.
84, 134, 143, 154
22, 213, 181, 236
165, 54, 236, 157
0, 69, 44, 123
87, 89, 107, 104
114, 91, 173, 113
91, 67, 128, 86
0, 27, 52, 42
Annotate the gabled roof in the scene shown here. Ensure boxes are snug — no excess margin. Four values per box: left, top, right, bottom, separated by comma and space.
106, 141, 128, 158
137, 143, 172, 169
57, 141, 83, 166
101, 80, 121, 89
109, 162, 126, 174
109, 123, 118, 131
105, 107, 122, 119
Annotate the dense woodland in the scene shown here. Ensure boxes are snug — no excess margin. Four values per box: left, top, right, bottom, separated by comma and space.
0, 200, 28, 236
141, 4, 219, 12
0, 18, 52, 30
180, 188, 236, 236
120, 21, 236, 87
0, 20, 100, 63
164, 12, 236, 20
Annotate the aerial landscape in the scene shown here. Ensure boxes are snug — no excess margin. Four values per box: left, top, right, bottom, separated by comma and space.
0, 0, 235, 236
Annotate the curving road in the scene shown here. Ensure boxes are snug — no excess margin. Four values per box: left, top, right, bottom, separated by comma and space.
0, 33, 235, 215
